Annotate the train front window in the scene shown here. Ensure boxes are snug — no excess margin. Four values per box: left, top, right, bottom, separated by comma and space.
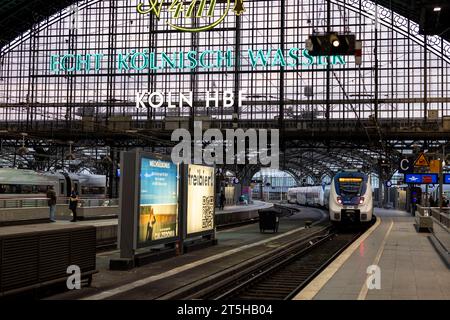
338, 178, 363, 196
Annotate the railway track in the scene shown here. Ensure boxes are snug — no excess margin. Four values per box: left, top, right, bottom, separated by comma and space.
208, 231, 360, 300
172, 226, 365, 300
94, 205, 363, 301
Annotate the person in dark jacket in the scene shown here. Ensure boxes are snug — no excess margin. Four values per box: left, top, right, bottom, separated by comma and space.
69, 188, 79, 222
219, 191, 226, 210
429, 196, 436, 207
46, 185, 57, 222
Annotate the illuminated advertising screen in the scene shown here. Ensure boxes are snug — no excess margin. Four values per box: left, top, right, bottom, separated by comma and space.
186, 165, 215, 235
138, 156, 178, 247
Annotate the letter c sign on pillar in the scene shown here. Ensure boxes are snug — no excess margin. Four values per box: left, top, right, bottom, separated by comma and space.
398, 157, 413, 174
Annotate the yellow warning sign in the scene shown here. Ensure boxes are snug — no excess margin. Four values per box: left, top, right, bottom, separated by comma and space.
430, 160, 441, 173
414, 153, 430, 167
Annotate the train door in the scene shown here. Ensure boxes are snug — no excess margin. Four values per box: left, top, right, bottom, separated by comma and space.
63, 174, 71, 197
59, 179, 65, 197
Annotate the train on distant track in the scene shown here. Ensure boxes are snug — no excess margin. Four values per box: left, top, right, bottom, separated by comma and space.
0, 168, 106, 199
288, 170, 374, 225
287, 185, 330, 208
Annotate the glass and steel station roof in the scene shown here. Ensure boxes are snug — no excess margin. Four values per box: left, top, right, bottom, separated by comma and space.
0, 0, 449, 186
0, 0, 448, 49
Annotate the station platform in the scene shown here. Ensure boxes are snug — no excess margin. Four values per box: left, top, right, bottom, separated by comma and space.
216, 200, 273, 214
295, 208, 450, 300
5, 200, 274, 246
46, 207, 327, 300
32, 200, 271, 225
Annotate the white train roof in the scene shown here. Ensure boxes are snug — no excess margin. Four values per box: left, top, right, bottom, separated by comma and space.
0, 168, 63, 184
0, 168, 105, 185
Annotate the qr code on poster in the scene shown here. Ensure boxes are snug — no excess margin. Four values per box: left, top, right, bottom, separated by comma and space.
202, 196, 214, 229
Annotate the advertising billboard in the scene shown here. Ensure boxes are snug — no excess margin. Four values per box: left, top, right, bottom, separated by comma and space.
138, 156, 179, 247
186, 164, 215, 236
225, 186, 235, 205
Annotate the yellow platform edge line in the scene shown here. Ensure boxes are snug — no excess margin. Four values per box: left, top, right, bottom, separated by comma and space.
293, 216, 382, 300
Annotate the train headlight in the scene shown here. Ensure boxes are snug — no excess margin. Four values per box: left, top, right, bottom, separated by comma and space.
337, 196, 342, 204
361, 214, 367, 221
334, 213, 340, 220
359, 197, 365, 204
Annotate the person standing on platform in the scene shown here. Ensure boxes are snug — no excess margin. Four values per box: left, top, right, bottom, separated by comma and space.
69, 188, 79, 222
219, 191, 226, 210
429, 196, 435, 207
46, 185, 57, 222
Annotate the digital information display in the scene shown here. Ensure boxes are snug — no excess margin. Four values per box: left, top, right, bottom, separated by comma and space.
186, 164, 215, 236
404, 173, 438, 184
138, 156, 179, 247
444, 174, 450, 184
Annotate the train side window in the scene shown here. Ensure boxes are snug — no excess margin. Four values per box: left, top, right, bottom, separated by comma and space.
60, 181, 64, 195
21, 185, 32, 194
0, 184, 19, 193
81, 186, 105, 195
37, 185, 48, 193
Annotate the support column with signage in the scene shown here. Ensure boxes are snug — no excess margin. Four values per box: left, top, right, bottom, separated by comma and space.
398, 156, 414, 212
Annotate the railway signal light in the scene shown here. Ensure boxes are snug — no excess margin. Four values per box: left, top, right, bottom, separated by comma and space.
306, 33, 356, 56
419, 3, 449, 35
330, 33, 340, 47
378, 158, 391, 177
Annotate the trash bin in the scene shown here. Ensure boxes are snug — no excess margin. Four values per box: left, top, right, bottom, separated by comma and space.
258, 208, 280, 233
